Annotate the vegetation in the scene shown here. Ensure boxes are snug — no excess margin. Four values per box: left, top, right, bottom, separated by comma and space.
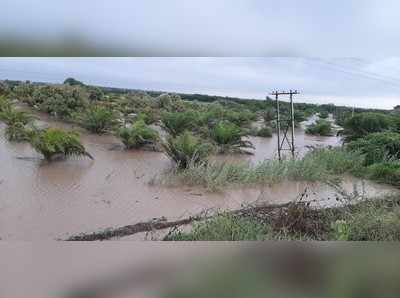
165, 214, 267, 241
75, 105, 117, 134
319, 110, 329, 119
64, 77, 85, 86
347, 132, 400, 166
166, 195, 400, 241
118, 119, 159, 149
0, 97, 35, 142
306, 119, 333, 136
162, 131, 213, 169
342, 112, 392, 142
210, 121, 254, 153
256, 126, 273, 138
0, 95, 11, 113
28, 128, 93, 161
29, 84, 89, 119
365, 162, 400, 187
161, 111, 199, 136
159, 148, 364, 191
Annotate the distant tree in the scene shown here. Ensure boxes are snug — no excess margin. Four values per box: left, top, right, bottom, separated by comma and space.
64, 78, 85, 86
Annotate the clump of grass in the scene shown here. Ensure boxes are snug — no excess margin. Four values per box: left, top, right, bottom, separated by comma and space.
365, 162, 400, 187
306, 119, 333, 136
159, 148, 364, 191
162, 131, 213, 169
335, 198, 400, 241
165, 196, 400, 241
164, 213, 268, 241
28, 128, 93, 161
210, 120, 254, 154
117, 119, 159, 149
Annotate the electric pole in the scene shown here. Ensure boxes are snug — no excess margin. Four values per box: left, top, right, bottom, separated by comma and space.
270, 90, 299, 161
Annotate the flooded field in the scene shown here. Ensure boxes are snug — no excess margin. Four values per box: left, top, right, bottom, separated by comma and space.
0, 114, 396, 240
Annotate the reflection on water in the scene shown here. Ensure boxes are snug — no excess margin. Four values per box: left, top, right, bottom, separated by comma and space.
0, 117, 395, 240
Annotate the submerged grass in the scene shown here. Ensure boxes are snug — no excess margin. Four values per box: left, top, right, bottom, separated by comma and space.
158, 148, 364, 191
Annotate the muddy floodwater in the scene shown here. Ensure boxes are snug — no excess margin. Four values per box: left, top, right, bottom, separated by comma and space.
0, 114, 397, 240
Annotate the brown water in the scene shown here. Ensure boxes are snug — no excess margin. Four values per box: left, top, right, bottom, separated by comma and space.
0, 114, 396, 240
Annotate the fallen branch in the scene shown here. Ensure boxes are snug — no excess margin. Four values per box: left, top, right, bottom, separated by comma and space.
64, 202, 292, 241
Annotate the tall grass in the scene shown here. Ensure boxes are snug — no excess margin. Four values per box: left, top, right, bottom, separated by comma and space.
159, 148, 364, 191
165, 195, 400, 241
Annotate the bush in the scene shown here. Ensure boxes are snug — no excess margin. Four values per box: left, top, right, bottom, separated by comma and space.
343, 202, 400, 241
76, 105, 117, 134
0, 81, 10, 96
30, 85, 89, 118
0, 95, 11, 113
164, 214, 267, 241
343, 112, 391, 142
306, 119, 333, 136
5, 122, 31, 142
28, 128, 93, 161
257, 126, 273, 138
161, 111, 199, 136
211, 121, 254, 153
347, 132, 400, 166
0, 107, 35, 142
162, 131, 213, 169
118, 119, 159, 149
366, 162, 400, 187
319, 111, 329, 119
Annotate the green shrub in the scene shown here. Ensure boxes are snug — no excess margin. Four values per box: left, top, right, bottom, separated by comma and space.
347, 132, 400, 166
306, 119, 333, 136
162, 131, 213, 169
366, 162, 400, 187
0, 81, 10, 96
0, 107, 35, 142
118, 119, 159, 149
211, 121, 254, 153
343, 112, 391, 142
76, 105, 117, 134
294, 110, 307, 123
0, 95, 11, 112
0, 107, 34, 126
28, 128, 93, 161
257, 126, 273, 137
344, 203, 400, 241
164, 214, 267, 241
30, 84, 89, 118
161, 111, 199, 136
319, 111, 329, 119
5, 122, 31, 142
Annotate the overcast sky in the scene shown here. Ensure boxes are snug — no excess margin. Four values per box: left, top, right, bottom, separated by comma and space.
0, 57, 399, 109
1, 0, 400, 57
